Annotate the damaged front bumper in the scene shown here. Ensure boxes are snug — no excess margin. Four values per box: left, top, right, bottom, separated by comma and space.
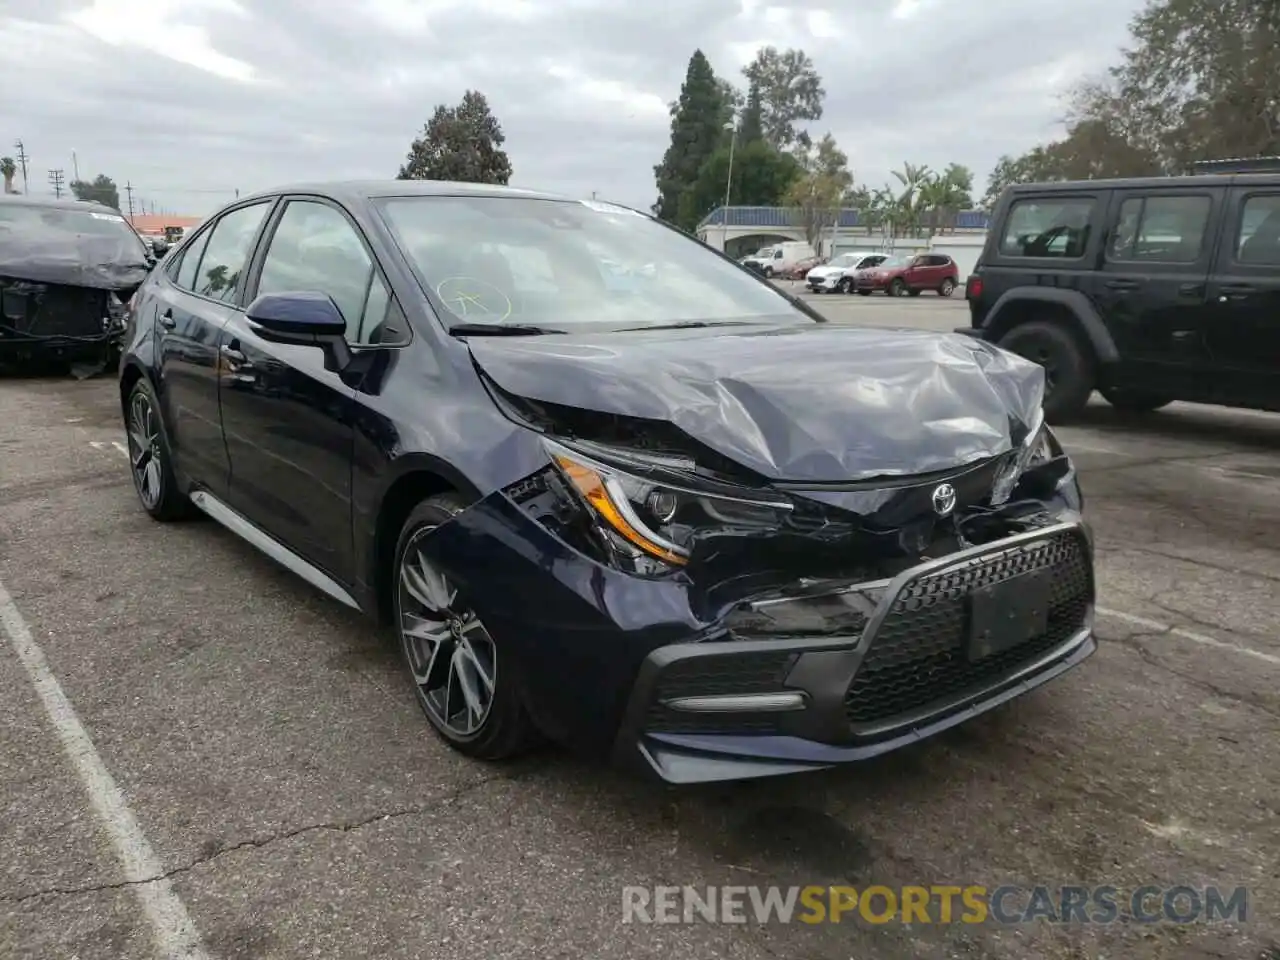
0, 276, 129, 364
418, 483, 1097, 784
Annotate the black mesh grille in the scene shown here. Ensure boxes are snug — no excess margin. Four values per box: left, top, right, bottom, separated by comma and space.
844, 530, 1091, 728
646, 649, 797, 735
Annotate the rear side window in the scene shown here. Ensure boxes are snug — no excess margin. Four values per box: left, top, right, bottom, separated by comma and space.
192, 201, 271, 303
999, 198, 1095, 258
1108, 195, 1211, 262
1236, 195, 1280, 264
173, 230, 210, 290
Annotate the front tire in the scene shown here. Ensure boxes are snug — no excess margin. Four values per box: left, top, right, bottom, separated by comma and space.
998, 320, 1096, 423
125, 378, 195, 521
889, 278, 906, 297
393, 493, 533, 761
836, 277, 853, 294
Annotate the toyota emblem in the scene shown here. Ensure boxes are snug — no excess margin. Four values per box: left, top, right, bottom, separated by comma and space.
931, 483, 957, 517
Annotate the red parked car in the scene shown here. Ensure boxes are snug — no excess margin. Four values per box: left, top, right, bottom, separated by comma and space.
853, 253, 960, 297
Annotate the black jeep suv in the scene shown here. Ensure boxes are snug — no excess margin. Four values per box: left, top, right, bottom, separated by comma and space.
958, 174, 1280, 422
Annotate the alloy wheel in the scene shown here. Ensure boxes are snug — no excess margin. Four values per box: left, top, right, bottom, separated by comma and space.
127, 391, 163, 510
940, 279, 955, 296
397, 534, 498, 738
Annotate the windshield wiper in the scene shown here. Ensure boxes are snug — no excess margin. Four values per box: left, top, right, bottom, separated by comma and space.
611, 320, 758, 333
447, 323, 566, 337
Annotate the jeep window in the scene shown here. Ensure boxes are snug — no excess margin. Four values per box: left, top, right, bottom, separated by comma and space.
999, 198, 1094, 258
1108, 196, 1211, 262
1236, 195, 1280, 264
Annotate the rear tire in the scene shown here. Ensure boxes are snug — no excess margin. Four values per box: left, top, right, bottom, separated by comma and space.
393, 493, 534, 762
997, 320, 1095, 423
1100, 386, 1173, 413
939, 278, 956, 297
125, 378, 196, 521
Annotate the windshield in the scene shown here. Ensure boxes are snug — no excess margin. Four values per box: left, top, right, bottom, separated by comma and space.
829, 254, 859, 267
377, 196, 809, 329
0, 204, 137, 241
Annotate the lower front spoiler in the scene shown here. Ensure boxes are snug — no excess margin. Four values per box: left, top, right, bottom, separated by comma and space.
613, 625, 1096, 784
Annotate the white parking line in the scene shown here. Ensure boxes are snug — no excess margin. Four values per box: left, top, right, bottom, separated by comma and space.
111, 440, 129, 459
0, 579, 211, 960
1098, 606, 1280, 667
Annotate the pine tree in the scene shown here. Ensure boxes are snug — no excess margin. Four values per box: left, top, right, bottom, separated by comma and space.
738, 81, 765, 146
652, 50, 728, 224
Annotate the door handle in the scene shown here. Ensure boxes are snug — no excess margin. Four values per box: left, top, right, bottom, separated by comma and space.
1177, 282, 1205, 297
1105, 279, 1139, 290
219, 342, 253, 373
1218, 283, 1255, 300
158, 309, 176, 329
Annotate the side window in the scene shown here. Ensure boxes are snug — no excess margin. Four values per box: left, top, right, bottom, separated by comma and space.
999, 198, 1095, 258
1108, 195, 1211, 262
256, 199, 394, 346
1236, 195, 1280, 265
174, 229, 211, 290
194, 202, 271, 303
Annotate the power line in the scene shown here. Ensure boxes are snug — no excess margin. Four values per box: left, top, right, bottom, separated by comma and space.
47, 169, 65, 199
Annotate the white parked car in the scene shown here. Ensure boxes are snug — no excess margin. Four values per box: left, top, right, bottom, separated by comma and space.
805, 252, 892, 294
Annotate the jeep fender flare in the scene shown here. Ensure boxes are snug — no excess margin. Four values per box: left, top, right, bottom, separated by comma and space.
983, 287, 1119, 365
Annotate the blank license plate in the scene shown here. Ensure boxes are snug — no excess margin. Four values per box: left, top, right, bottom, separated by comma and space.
967, 572, 1052, 662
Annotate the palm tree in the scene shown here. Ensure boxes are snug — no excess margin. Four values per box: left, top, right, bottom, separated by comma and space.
891, 162, 933, 236
0, 157, 16, 194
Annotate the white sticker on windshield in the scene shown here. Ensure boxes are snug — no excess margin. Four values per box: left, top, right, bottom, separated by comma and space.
580, 199, 642, 216
90, 212, 126, 222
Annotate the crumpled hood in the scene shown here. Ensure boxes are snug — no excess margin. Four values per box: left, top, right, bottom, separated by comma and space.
0, 220, 152, 291
468, 324, 1045, 482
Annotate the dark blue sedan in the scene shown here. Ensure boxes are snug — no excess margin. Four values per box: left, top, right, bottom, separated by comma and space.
118, 181, 1096, 783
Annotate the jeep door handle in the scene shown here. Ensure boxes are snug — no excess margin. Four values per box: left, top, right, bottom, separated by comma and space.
1218, 283, 1255, 300
1105, 279, 1139, 291
1178, 282, 1205, 296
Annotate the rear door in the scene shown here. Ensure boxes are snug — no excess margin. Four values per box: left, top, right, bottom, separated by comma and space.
1088, 187, 1221, 384
152, 200, 275, 495
1201, 188, 1280, 401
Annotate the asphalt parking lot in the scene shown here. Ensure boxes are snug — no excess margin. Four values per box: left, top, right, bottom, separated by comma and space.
2, 296, 1278, 960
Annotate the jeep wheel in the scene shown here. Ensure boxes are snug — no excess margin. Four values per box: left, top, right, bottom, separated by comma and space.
889, 278, 906, 297
997, 321, 1095, 423
939, 278, 956, 297
1100, 386, 1173, 414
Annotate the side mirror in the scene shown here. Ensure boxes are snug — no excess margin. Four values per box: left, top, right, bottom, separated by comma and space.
245, 291, 352, 369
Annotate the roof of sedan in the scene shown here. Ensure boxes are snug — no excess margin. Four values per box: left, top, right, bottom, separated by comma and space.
241, 180, 576, 205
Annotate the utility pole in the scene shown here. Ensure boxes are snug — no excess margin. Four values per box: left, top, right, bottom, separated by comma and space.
47, 169, 65, 199
72, 150, 79, 182
125, 181, 136, 219
13, 140, 29, 194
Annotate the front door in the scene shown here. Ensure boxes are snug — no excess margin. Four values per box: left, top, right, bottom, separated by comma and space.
1088, 188, 1220, 390
1201, 188, 1280, 405
153, 200, 275, 496
218, 197, 395, 585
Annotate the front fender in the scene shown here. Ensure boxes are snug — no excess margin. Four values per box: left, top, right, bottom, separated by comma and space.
983, 287, 1119, 364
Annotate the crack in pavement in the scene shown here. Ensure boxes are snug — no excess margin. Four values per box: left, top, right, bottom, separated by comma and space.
0, 772, 512, 906
1098, 542, 1280, 587
1100, 628, 1280, 722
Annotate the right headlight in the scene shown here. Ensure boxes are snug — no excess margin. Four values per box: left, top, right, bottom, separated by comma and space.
543, 438, 793, 572
990, 408, 1054, 505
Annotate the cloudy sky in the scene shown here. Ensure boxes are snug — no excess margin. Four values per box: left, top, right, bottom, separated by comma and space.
3, 0, 1147, 218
